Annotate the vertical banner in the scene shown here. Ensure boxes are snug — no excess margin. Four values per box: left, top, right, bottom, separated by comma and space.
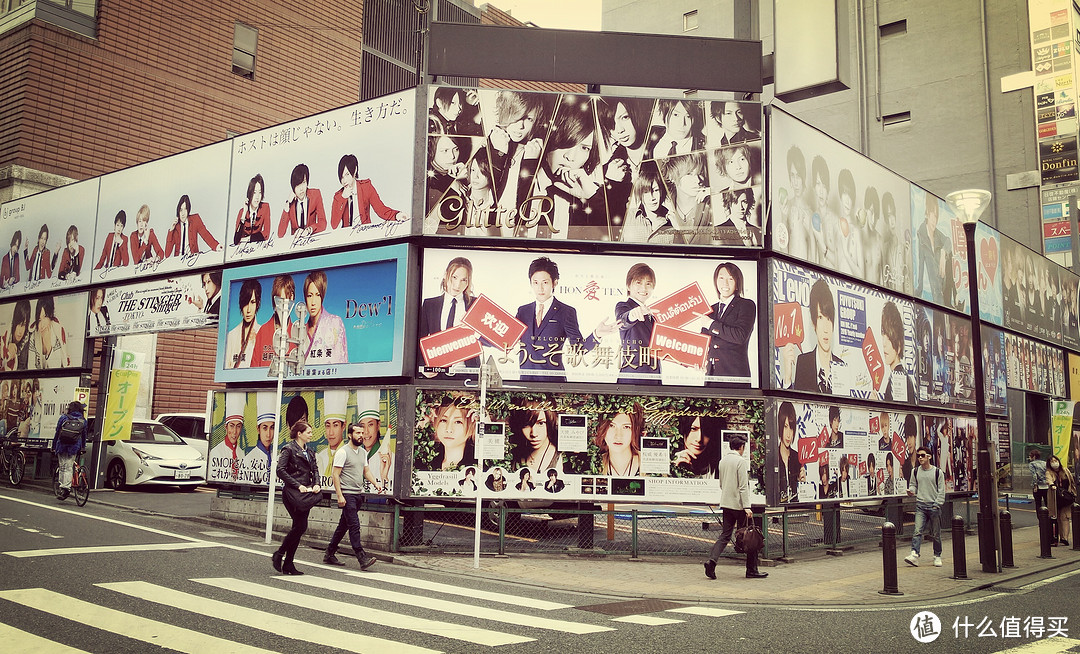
100, 369, 141, 441
1051, 400, 1074, 462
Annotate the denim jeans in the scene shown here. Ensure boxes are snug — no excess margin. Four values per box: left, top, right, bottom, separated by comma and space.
911, 502, 942, 557
327, 492, 367, 558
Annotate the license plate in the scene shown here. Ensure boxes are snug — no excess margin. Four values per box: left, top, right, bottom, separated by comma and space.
174, 470, 191, 479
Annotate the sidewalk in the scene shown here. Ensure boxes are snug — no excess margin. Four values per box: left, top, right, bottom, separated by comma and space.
25, 482, 1080, 607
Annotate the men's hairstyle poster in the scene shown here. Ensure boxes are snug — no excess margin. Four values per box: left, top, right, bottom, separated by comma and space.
1061, 267, 1080, 350
214, 245, 408, 383
423, 85, 764, 248
974, 222, 1005, 327
768, 107, 912, 295
418, 248, 758, 387
207, 387, 397, 494
0, 290, 88, 373
0, 375, 83, 449
981, 326, 1008, 415
913, 305, 976, 411
769, 259, 917, 405
0, 178, 100, 299
911, 185, 969, 313
769, 399, 921, 505
95, 141, 231, 284
1001, 232, 1067, 344
410, 389, 765, 503
226, 89, 415, 264
87, 273, 217, 338
1003, 332, 1065, 397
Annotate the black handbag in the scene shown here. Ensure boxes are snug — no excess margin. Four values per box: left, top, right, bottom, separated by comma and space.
1059, 486, 1076, 507
734, 525, 764, 553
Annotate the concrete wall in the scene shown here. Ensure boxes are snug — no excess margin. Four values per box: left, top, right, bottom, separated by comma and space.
210, 496, 396, 551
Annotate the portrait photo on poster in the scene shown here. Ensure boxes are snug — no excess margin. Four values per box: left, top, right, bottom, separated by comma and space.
0, 290, 88, 373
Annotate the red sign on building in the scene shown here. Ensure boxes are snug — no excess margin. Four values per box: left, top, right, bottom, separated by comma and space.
419, 324, 483, 368
648, 323, 710, 368
461, 294, 527, 352
649, 283, 710, 328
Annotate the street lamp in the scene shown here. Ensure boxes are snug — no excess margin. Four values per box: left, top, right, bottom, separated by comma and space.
945, 188, 999, 573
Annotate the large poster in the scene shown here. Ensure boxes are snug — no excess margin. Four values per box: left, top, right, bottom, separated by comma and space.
215, 245, 408, 383
419, 249, 759, 387
1002, 233, 1068, 344
0, 291, 88, 372
975, 222, 1004, 326
0, 179, 100, 299
0, 375, 83, 449
911, 185, 969, 313
982, 326, 1008, 415
93, 142, 231, 285
208, 388, 397, 494
913, 305, 976, 410
768, 108, 912, 295
769, 260, 917, 404
411, 389, 766, 503
87, 273, 219, 337
423, 85, 764, 247
226, 90, 415, 264
1005, 332, 1066, 397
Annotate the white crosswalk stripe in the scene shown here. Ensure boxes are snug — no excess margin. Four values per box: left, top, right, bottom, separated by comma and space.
0, 621, 90, 653
4, 542, 222, 558
348, 570, 573, 610
988, 637, 1080, 654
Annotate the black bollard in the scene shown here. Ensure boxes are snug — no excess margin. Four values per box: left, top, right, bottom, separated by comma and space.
1074, 504, 1080, 551
879, 522, 903, 596
951, 515, 969, 580
1037, 506, 1054, 559
577, 508, 594, 550
999, 510, 1015, 567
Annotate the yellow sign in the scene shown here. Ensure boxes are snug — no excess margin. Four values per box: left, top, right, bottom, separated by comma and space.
100, 370, 141, 441
73, 387, 90, 408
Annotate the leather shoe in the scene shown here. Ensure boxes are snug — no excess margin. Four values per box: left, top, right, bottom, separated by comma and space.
282, 564, 304, 575
704, 559, 716, 580
359, 554, 377, 570
746, 571, 769, 579
271, 551, 283, 573
323, 553, 346, 566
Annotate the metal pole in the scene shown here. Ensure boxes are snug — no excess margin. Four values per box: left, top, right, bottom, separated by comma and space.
474, 359, 488, 569
999, 509, 1014, 567
1038, 506, 1055, 558
879, 522, 903, 595
951, 515, 969, 580
263, 333, 286, 544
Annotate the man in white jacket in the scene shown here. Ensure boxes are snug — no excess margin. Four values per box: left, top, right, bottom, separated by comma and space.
704, 434, 767, 579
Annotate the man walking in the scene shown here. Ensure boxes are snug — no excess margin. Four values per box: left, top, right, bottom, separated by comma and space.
704, 434, 768, 579
52, 401, 86, 500
324, 421, 384, 569
905, 445, 946, 567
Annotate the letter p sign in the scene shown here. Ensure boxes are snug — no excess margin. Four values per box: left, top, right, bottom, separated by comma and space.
114, 349, 143, 371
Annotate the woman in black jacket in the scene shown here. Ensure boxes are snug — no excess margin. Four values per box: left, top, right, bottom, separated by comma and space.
272, 420, 321, 575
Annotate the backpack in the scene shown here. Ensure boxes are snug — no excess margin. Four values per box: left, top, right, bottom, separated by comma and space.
58, 415, 85, 445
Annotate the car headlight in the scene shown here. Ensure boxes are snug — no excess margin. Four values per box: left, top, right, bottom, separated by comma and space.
131, 447, 161, 462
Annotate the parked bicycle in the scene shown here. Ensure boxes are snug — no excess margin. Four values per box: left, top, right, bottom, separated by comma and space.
1, 431, 26, 486
53, 451, 89, 506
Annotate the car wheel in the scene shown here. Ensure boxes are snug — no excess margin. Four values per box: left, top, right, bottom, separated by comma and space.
106, 460, 126, 490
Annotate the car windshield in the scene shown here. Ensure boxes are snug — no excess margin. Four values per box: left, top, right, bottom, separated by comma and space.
89, 419, 185, 444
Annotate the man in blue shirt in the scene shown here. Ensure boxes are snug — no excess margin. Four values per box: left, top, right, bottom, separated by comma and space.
52, 401, 86, 500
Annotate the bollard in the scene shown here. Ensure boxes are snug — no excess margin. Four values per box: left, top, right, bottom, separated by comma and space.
951, 515, 969, 580
879, 522, 903, 596
1037, 506, 1054, 559
1074, 504, 1080, 551
577, 507, 594, 550
999, 510, 1015, 567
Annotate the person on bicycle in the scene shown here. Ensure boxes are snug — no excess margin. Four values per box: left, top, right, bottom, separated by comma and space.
53, 401, 86, 500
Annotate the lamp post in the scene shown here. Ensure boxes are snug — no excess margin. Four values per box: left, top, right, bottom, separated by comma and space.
945, 188, 999, 573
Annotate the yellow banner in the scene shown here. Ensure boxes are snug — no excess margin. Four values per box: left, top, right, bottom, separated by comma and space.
1051, 400, 1074, 463
100, 369, 141, 441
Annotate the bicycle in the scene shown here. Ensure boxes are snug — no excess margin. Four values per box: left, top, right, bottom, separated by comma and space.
53, 452, 89, 506
0, 432, 26, 486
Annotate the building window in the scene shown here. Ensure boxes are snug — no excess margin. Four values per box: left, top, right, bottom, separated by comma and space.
683, 10, 698, 32
232, 22, 257, 80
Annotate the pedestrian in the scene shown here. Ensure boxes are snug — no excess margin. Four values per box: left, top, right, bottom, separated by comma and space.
1047, 454, 1074, 546
323, 422, 383, 569
1029, 448, 1049, 511
704, 434, 768, 580
52, 401, 86, 500
905, 445, 945, 567
273, 420, 321, 575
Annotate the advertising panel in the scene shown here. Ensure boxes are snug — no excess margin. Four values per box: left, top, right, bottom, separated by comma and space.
1063, 268, 1080, 349
769, 260, 917, 404
0, 179, 100, 299
911, 185, 969, 314
974, 222, 1004, 326
982, 326, 1008, 415
1002, 233, 1067, 344
226, 90, 415, 264
87, 273, 219, 337
0, 375, 83, 449
207, 388, 397, 493
410, 389, 766, 503
420, 249, 759, 387
215, 245, 408, 383
768, 108, 912, 295
423, 85, 764, 247
1005, 332, 1066, 397
0, 291, 88, 372
913, 305, 976, 410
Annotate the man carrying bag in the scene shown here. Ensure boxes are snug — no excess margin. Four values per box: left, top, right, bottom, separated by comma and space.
53, 401, 86, 500
704, 434, 768, 580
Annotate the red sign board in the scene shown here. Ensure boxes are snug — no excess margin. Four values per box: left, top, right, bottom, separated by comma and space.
862, 327, 885, 389
419, 324, 483, 368
461, 294, 527, 352
649, 323, 710, 368
799, 432, 820, 464
892, 432, 907, 466
773, 302, 804, 347
649, 282, 710, 328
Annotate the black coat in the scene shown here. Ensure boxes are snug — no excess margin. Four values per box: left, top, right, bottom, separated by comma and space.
276, 440, 318, 490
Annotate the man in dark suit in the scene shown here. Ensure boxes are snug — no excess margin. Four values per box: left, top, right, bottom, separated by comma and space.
789, 277, 842, 394
165, 194, 220, 257
514, 257, 597, 383
418, 257, 479, 379
278, 163, 328, 238
702, 262, 756, 387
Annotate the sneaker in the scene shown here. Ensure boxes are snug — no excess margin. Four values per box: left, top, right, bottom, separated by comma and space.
359, 554, 377, 570
904, 551, 919, 567
59, 488, 69, 500
933, 556, 942, 567
323, 553, 345, 566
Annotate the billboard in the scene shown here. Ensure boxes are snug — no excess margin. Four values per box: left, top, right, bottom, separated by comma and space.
0, 375, 83, 449
423, 86, 764, 247
215, 245, 408, 383
1005, 332, 1066, 397
913, 305, 976, 410
87, 273, 219, 337
410, 389, 766, 503
0, 179, 100, 299
226, 89, 415, 264
208, 387, 397, 493
419, 248, 759, 387
1002, 232, 1068, 344
974, 222, 1004, 327
0, 291, 88, 372
982, 326, 1008, 415
911, 185, 969, 313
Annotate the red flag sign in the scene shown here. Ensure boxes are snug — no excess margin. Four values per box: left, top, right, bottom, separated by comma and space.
773, 302, 804, 347
649, 282, 710, 328
419, 324, 482, 368
862, 327, 885, 389
649, 323, 710, 369
799, 434, 819, 464
461, 294, 527, 352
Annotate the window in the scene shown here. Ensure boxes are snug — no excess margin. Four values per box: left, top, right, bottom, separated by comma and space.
233, 22, 257, 79
683, 10, 698, 32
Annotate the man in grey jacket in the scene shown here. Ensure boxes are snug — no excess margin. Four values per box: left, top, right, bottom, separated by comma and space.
905, 445, 946, 567
704, 434, 767, 579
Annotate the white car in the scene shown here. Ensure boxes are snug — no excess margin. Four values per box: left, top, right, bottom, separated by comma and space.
90, 418, 206, 490
155, 412, 210, 461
